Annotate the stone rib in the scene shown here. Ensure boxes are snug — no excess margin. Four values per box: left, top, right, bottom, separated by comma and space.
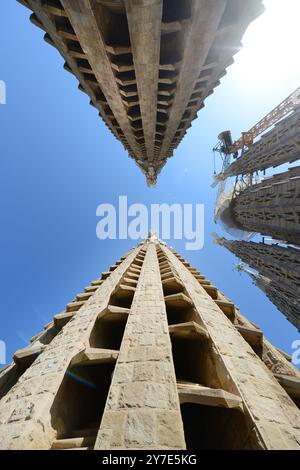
125, 0, 163, 168
158, 0, 227, 160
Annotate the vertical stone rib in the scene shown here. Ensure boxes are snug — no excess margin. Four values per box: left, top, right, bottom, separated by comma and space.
125, 0, 163, 163
60, 0, 141, 156
158, 0, 227, 159
96, 241, 185, 450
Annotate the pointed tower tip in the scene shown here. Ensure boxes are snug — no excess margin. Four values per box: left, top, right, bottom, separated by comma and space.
146, 231, 166, 246
146, 167, 157, 187
211, 232, 226, 246
147, 230, 158, 242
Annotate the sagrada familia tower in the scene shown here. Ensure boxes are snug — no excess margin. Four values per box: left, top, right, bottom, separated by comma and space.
0, 234, 300, 450
17, 0, 263, 185
216, 238, 300, 332
1, 0, 299, 451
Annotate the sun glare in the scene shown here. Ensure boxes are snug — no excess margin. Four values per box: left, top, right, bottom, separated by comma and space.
233, 0, 300, 89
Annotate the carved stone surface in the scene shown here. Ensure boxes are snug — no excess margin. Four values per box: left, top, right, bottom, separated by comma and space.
0, 236, 299, 449
231, 166, 300, 246
18, 0, 263, 184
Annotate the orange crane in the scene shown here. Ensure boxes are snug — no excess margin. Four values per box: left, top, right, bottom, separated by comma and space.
228, 85, 300, 154
212, 85, 300, 199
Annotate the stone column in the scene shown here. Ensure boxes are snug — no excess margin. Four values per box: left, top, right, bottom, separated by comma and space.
95, 241, 186, 450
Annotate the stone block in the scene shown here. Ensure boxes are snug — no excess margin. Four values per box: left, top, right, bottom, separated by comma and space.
124, 410, 156, 447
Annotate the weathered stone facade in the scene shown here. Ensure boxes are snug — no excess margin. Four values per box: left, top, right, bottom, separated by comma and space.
258, 279, 300, 333
0, 235, 299, 450
230, 166, 300, 246
17, 0, 263, 184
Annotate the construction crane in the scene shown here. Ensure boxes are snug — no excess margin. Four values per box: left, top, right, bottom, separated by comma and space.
212, 85, 300, 233
213, 85, 300, 170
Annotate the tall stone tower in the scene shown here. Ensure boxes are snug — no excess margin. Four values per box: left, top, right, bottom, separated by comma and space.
17, 0, 263, 185
214, 102, 300, 331
217, 237, 300, 332
227, 166, 300, 246
0, 235, 299, 450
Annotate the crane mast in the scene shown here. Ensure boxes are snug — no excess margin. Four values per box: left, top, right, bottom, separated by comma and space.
229, 85, 300, 154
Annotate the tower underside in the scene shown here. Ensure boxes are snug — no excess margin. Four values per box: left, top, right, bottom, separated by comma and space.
0, 236, 300, 450
17, 0, 263, 185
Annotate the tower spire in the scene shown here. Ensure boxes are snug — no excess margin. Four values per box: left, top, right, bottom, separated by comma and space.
0, 239, 299, 449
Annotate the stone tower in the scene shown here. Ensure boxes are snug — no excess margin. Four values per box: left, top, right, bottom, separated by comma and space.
217, 237, 300, 331
0, 235, 300, 450
17, 0, 263, 185
228, 166, 300, 246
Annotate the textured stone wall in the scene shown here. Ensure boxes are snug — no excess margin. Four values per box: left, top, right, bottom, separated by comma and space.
95, 241, 185, 450
0, 246, 140, 450
231, 166, 300, 246
1, 237, 300, 449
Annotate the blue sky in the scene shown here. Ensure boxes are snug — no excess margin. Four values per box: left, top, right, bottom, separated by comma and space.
0, 0, 299, 366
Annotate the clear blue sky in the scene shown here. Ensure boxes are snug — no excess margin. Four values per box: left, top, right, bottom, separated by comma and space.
0, 0, 299, 366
